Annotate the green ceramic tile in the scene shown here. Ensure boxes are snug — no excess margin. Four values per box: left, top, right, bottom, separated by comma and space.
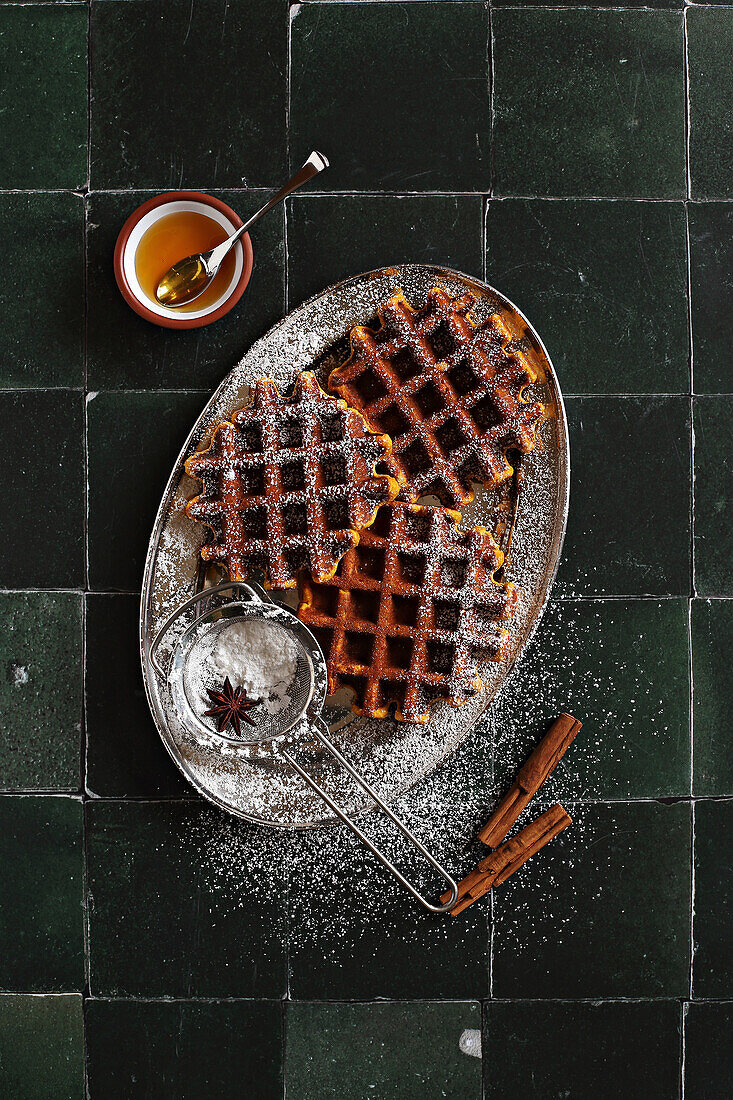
86, 390, 203, 590
492, 801, 691, 997
491, 599, 690, 801
287, 195, 483, 309
90, 0, 287, 188
0, 392, 84, 589
0, 593, 82, 792
495, 0, 676, 9
689, 204, 733, 394
86, 800, 287, 996
688, 9, 733, 200
556, 397, 691, 597
0, 7, 86, 188
0, 796, 83, 991
693, 799, 733, 997
685, 1002, 733, 1100
289, 3, 490, 192
493, 11, 685, 199
285, 1002, 482, 1100
288, 809, 489, 1000
0, 994, 83, 1100
483, 1001, 681, 1099
86, 999, 283, 1099
85, 594, 188, 797
0, 195, 84, 389
693, 396, 733, 596
693, 600, 733, 796
485, 200, 688, 395
86, 191, 285, 390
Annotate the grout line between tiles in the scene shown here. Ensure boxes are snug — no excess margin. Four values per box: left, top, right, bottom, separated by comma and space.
687, 798, 697, 1084
2, 186, 733, 204
82, 7, 93, 1088
680, 1000, 688, 1099
282, 996, 288, 1100
682, 31, 697, 1044
5, 188, 725, 201
296, 0, 688, 7
7, 991, 727, 1004
683, 7, 693, 202
486, 0, 494, 201
487, 889, 494, 1000
7, 792, 726, 805
493, 4, 686, 9
485, 994, 695, 1003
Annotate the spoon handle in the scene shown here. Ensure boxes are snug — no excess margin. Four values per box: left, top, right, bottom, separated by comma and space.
206, 151, 329, 273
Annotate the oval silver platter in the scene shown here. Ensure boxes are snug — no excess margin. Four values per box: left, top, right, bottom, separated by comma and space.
140, 264, 569, 828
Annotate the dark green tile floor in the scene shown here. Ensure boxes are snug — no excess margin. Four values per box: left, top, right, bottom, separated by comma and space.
86, 999, 283, 1099
285, 1002, 482, 1100
0, 593, 83, 791
0, 391, 85, 589
0, 995, 84, 1100
86, 800, 288, 997
492, 10, 686, 198
86, 390, 204, 590
89, 0, 288, 189
687, 8, 733, 200
684, 1002, 733, 1099
485, 199, 689, 394
0, 6, 87, 189
483, 1001, 681, 1099
688, 203, 733, 393
0, 0, 728, 1095
555, 396, 691, 597
289, 3, 490, 193
0, 797, 84, 992
0, 193, 84, 388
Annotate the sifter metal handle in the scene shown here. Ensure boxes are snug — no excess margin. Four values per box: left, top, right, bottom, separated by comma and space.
282, 719, 458, 914
148, 579, 264, 679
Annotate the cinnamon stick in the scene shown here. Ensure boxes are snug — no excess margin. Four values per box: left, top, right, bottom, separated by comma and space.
477, 713, 582, 847
442, 803, 571, 915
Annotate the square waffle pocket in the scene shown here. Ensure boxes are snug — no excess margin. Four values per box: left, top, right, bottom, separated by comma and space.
297, 500, 517, 724
329, 285, 544, 509
184, 372, 399, 588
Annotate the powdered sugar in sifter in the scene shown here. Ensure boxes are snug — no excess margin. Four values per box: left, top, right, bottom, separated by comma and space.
150, 580, 458, 912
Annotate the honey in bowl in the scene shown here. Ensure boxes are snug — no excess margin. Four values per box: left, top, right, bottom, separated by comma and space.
135, 210, 237, 313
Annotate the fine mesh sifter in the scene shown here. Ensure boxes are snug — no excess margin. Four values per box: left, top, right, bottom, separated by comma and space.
150, 580, 458, 912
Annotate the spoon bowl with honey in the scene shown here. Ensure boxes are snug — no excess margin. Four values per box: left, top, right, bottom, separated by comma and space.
156, 151, 329, 308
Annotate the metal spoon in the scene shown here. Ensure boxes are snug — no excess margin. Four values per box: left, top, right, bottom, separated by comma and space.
155, 150, 329, 308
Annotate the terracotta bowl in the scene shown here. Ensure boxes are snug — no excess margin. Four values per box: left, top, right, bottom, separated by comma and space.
113, 191, 253, 329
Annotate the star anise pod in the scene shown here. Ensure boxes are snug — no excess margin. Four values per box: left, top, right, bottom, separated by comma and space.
204, 677, 261, 736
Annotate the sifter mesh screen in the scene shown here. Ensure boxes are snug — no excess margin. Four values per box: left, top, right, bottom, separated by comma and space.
182, 615, 315, 744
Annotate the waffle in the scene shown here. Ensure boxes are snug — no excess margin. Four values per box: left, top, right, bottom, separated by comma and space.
184, 372, 399, 589
329, 286, 544, 509
297, 500, 517, 724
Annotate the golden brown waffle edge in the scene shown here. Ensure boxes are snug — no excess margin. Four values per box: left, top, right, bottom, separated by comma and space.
297, 500, 517, 724
328, 285, 544, 509
184, 371, 400, 589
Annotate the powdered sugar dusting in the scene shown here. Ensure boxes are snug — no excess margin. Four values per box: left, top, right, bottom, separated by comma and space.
188, 618, 299, 717
140, 266, 569, 832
